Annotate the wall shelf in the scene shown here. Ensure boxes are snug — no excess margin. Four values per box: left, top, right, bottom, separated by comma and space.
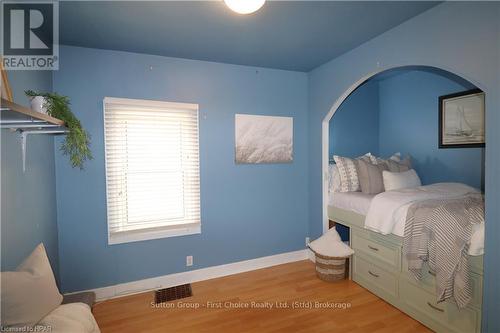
1, 98, 65, 129
1, 98, 68, 172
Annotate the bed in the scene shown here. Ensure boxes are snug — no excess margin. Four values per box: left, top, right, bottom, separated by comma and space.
329, 182, 484, 255
328, 191, 373, 216
327, 182, 484, 333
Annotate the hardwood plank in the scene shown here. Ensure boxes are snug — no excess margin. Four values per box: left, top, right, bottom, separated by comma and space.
93, 260, 431, 333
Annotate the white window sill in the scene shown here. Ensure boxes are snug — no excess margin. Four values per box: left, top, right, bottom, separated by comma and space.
108, 224, 201, 245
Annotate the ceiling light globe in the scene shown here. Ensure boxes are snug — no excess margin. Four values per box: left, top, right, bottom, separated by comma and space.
224, 0, 266, 15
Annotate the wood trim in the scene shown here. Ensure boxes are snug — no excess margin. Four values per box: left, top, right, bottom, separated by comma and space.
0, 60, 13, 102
1, 98, 65, 126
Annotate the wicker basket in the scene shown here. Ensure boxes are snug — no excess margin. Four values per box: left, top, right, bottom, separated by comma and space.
314, 252, 347, 282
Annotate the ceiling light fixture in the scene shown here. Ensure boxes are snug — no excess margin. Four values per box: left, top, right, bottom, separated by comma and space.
224, 0, 266, 15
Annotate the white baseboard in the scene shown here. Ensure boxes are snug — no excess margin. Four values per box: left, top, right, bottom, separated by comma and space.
68, 249, 309, 301
307, 248, 316, 262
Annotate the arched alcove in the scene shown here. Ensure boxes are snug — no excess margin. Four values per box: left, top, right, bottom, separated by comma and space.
321, 65, 484, 234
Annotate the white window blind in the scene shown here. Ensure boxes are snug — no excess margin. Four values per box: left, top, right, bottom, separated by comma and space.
103, 97, 200, 244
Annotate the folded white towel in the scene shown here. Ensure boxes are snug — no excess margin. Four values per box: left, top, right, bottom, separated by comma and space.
309, 227, 354, 258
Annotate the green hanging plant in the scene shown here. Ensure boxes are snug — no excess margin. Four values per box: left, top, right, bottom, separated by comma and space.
25, 90, 92, 169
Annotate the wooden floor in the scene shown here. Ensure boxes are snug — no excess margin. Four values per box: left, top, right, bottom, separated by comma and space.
93, 260, 431, 333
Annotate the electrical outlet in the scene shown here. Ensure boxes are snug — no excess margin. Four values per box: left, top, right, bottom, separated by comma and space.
305, 237, 310, 246
186, 256, 193, 267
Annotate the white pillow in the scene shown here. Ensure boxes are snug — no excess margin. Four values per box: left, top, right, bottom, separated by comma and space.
367, 152, 378, 164
36, 303, 101, 333
328, 164, 341, 193
358, 152, 376, 164
383, 169, 422, 191
333, 155, 360, 192
389, 152, 402, 162
333, 153, 376, 192
375, 152, 401, 164
1, 244, 63, 328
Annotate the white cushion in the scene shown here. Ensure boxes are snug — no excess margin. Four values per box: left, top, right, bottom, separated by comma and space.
389, 152, 402, 162
1, 244, 63, 328
375, 152, 403, 164
386, 158, 411, 172
333, 153, 375, 192
361, 152, 376, 164
368, 152, 379, 164
333, 155, 360, 192
36, 303, 100, 333
383, 169, 422, 191
328, 164, 342, 193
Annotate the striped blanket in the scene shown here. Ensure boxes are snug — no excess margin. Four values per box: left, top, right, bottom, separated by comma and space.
403, 194, 484, 308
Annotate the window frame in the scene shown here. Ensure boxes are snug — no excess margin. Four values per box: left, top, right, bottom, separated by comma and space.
103, 97, 201, 245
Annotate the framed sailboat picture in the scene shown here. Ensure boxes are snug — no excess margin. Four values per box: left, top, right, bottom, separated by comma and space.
439, 89, 485, 148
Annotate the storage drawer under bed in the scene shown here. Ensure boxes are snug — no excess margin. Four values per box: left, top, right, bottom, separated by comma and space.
351, 232, 401, 270
352, 255, 398, 298
401, 258, 483, 310
399, 278, 480, 333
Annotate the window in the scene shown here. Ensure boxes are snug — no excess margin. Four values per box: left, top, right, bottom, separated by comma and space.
103, 97, 200, 244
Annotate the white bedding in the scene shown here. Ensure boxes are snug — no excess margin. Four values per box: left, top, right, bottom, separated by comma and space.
329, 183, 485, 256
364, 183, 484, 255
365, 183, 479, 234
329, 191, 374, 216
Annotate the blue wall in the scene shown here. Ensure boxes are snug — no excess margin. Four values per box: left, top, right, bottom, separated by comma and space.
1, 71, 59, 279
329, 80, 379, 158
53, 46, 309, 292
378, 70, 481, 188
329, 69, 482, 189
308, 2, 499, 331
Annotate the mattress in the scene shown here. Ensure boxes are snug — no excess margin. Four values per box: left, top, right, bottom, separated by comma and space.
364, 183, 480, 236
329, 189, 465, 238
329, 184, 485, 256
329, 192, 374, 216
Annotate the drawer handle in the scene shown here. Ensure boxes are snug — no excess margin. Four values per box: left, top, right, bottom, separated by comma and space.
428, 270, 436, 277
367, 245, 379, 251
368, 270, 379, 278
427, 302, 444, 313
